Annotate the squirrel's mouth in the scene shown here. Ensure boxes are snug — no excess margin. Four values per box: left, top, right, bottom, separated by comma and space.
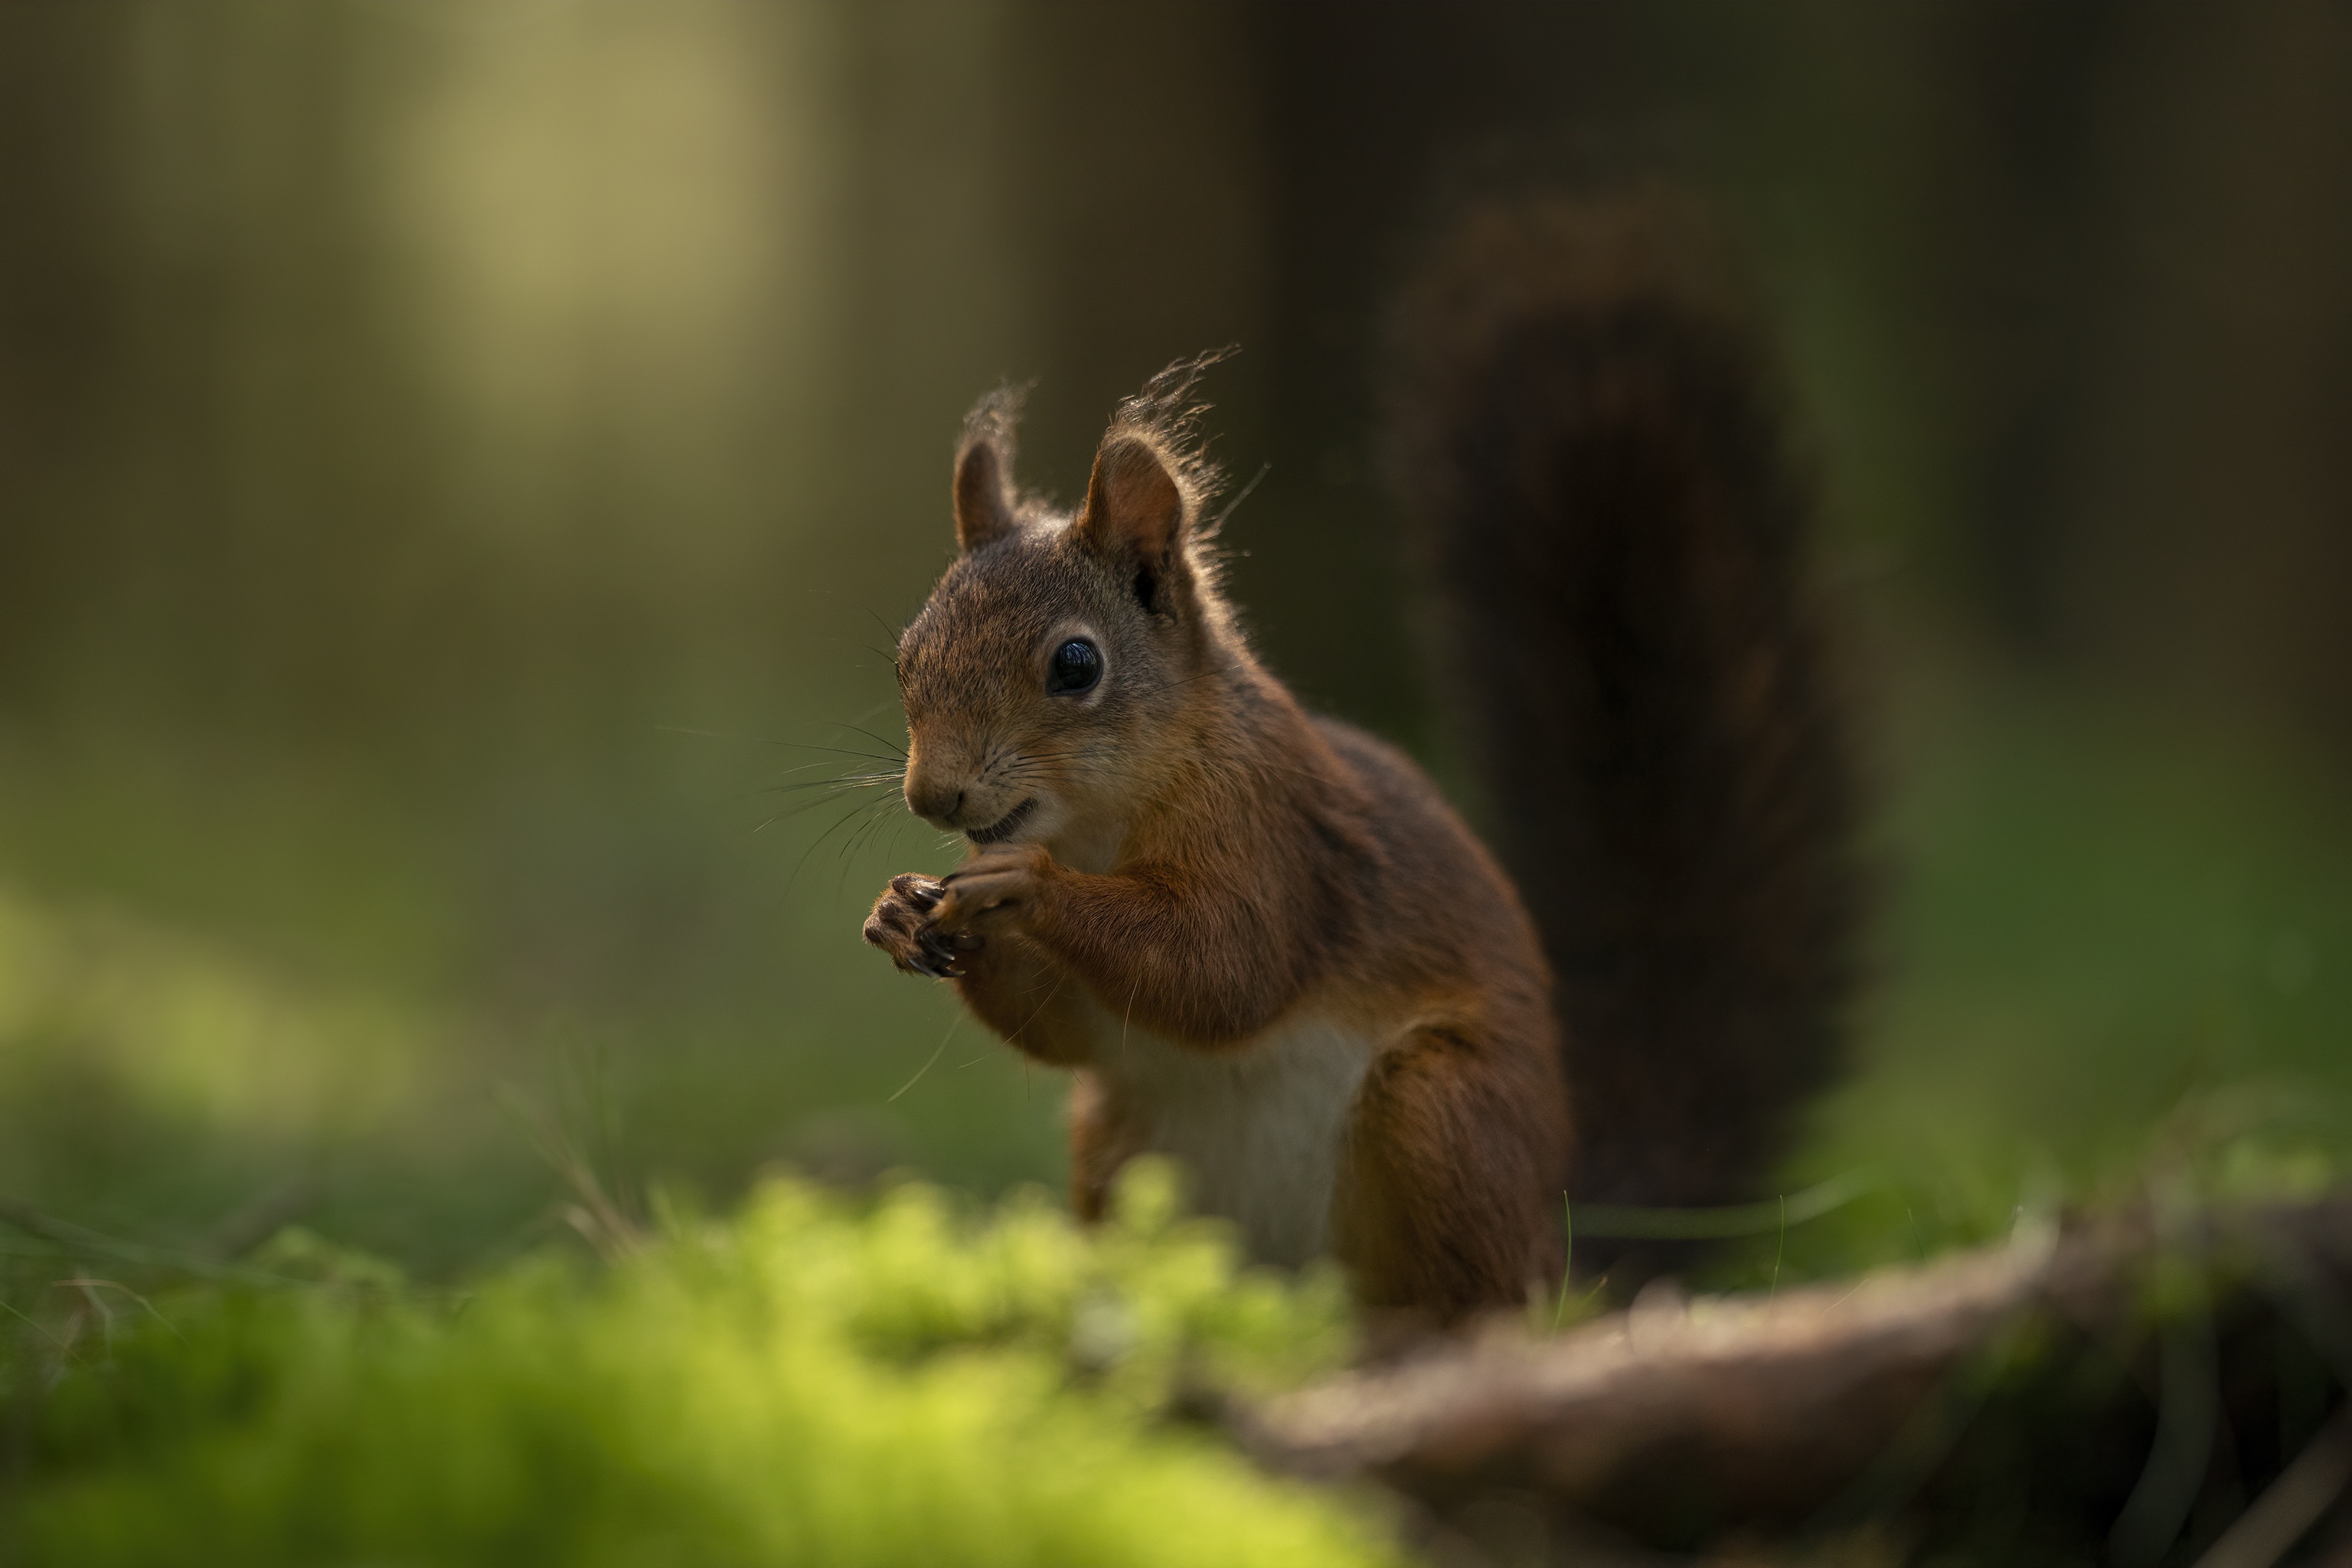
963, 798, 1037, 845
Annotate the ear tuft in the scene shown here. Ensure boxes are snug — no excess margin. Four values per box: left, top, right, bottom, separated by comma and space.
953, 385, 1025, 551
1070, 349, 1236, 576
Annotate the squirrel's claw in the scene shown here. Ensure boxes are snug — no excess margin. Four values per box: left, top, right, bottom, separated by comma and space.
916, 924, 962, 978
890, 872, 946, 910
936, 928, 984, 978
866, 874, 965, 980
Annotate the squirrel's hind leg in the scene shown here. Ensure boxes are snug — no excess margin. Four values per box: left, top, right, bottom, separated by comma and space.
1334, 1022, 1569, 1324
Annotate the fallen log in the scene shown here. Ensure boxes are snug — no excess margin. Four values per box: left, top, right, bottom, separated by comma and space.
1240, 1194, 2352, 1563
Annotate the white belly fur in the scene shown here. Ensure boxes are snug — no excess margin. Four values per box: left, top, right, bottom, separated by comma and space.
1089, 1014, 1379, 1267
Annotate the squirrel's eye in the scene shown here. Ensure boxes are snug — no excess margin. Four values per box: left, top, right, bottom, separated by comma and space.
1047, 638, 1102, 695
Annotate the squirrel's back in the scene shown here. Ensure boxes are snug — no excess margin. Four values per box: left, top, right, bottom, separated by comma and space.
1387, 194, 1866, 1238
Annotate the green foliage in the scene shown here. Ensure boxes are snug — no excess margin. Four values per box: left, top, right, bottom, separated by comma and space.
3, 1166, 1391, 1568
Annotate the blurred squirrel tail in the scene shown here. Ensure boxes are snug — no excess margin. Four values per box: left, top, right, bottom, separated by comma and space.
1387, 192, 1867, 1236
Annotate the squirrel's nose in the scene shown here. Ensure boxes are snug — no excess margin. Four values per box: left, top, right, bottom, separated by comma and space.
905, 780, 965, 826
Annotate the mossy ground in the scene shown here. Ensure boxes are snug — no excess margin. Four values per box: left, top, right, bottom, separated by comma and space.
5, 1166, 1396, 1567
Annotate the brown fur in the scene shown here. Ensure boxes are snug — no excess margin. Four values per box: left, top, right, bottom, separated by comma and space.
865, 196, 1863, 1317
865, 355, 1567, 1321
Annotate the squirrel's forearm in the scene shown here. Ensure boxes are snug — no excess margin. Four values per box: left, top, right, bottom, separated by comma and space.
951, 940, 1094, 1066
1029, 863, 1303, 1047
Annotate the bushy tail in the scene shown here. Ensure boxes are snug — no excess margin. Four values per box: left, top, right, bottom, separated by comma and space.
1387, 193, 1865, 1224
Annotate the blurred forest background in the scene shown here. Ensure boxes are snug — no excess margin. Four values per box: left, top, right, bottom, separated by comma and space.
1, 0, 2348, 1281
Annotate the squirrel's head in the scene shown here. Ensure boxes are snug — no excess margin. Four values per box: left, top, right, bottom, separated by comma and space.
894, 357, 1236, 851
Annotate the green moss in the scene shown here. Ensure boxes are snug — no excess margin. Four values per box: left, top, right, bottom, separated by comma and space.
5, 1166, 1394, 1568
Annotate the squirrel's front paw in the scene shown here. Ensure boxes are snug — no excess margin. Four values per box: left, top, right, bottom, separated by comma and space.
934, 842, 1049, 939
863, 873, 977, 979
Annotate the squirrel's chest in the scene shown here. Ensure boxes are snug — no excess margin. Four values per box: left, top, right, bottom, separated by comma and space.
1083, 1014, 1380, 1268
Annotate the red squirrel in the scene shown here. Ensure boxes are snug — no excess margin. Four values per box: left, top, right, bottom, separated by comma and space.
862, 195, 1862, 1322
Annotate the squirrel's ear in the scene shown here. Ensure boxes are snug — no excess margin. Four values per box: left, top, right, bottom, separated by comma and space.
952, 386, 1024, 551
1076, 435, 1187, 573
953, 435, 1017, 551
